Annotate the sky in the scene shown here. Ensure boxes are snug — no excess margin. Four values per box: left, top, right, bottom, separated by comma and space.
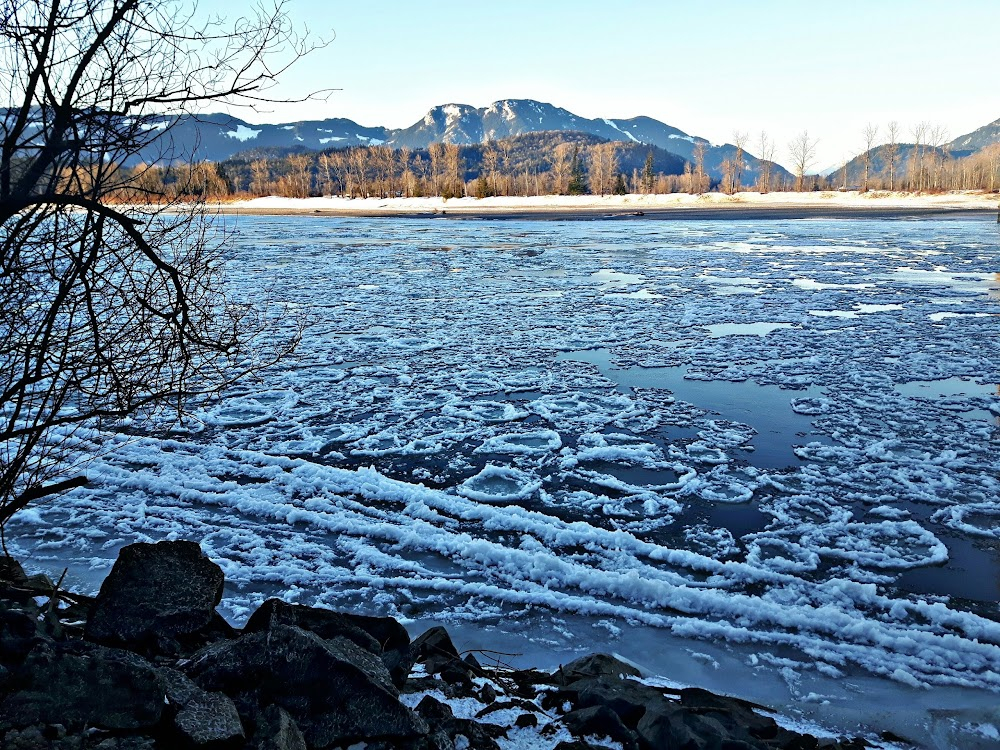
202, 0, 1000, 171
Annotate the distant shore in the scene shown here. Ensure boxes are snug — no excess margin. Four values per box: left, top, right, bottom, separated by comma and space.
212, 191, 1000, 220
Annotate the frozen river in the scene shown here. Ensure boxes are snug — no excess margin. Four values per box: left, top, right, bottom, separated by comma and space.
11, 215, 1000, 747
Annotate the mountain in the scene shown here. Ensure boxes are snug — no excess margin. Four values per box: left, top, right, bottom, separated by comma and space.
129, 99, 790, 182
947, 117, 1000, 155
132, 113, 390, 164
834, 143, 948, 187
388, 99, 707, 155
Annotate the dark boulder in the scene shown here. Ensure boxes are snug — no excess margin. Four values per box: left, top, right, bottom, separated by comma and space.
414, 695, 502, 750
0, 641, 165, 731
244, 598, 412, 688
159, 665, 206, 708
174, 691, 244, 748
515, 714, 538, 728
85, 540, 224, 655
636, 702, 712, 750
252, 705, 307, 750
411, 626, 480, 687
543, 675, 664, 728
562, 705, 639, 750
679, 688, 781, 741
411, 626, 460, 665
0, 607, 39, 666
0, 558, 53, 607
0, 557, 28, 585
185, 624, 426, 748
556, 653, 641, 686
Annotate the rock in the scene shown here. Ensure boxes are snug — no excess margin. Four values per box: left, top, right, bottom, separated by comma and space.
244, 598, 412, 688
381, 644, 416, 690
42, 723, 66, 740
85, 540, 224, 655
557, 654, 641, 686
245, 598, 409, 652
159, 665, 205, 708
477, 681, 498, 705
21, 573, 54, 594
1, 726, 48, 750
411, 626, 479, 688
635, 699, 777, 750
508, 668, 554, 698
186, 624, 426, 748
414, 695, 502, 750
0, 557, 28, 584
0, 641, 165, 731
252, 705, 307, 750
514, 713, 538, 728
174, 691, 244, 748
562, 706, 638, 750
0, 607, 39, 665
679, 688, 780, 741
543, 675, 664, 728
412, 626, 460, 665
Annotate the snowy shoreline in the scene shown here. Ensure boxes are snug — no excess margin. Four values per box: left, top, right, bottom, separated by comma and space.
214, 190, 1000, 217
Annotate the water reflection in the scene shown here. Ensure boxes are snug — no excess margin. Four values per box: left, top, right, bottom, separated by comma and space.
557, 348, 829, 469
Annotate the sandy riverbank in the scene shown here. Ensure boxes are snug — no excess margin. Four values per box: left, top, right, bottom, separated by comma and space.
213, 191, 1000, 220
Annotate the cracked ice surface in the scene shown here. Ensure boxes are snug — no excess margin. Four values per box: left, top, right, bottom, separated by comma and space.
10, 217, 1000, 722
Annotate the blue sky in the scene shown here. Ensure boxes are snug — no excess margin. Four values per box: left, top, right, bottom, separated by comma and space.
207, 0, 1000, 170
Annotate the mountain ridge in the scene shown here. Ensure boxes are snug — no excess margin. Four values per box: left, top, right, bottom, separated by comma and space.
132, 99, 1000, 184
133, 98, 784, 181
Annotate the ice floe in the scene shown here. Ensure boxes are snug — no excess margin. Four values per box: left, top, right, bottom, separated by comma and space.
7, 215, 1000, 744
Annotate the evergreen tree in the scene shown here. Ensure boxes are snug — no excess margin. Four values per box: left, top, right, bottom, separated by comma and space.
613, 173, 627, 195
642, 150, 655, 193
474, 175, 493, 199
567, 146, 589, 195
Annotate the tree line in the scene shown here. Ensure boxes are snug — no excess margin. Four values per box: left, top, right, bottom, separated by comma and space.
109, 120, 1000, 203
121, 133, 697, 201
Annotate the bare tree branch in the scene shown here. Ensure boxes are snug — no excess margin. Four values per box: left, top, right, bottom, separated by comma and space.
0, 0, 319, 535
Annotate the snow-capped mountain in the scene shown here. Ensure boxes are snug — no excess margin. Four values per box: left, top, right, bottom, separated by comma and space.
947, 117, 1000, 155
389, 99, 710, 158
132, 113, 391, 164
135, 100, 719, 164
127, 99, 793, 181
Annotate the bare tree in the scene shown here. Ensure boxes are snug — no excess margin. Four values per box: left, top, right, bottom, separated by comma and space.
788, 130, 818, 191
0, 0, 320, 540
443, 143, 464, 198
481, 142, 500, 197
281, 154, 313, 198
587, 142, 619, 196
732, 131, 748, 193
756, 131, 775, 193
551, 143, 574, 195
884, 121, 900, 191
692, 141, 707, 194
682, 161, 694, 193
927, 124, 951, 191
909, 121, 928, 191
720, 158, 736, 195
250, 158, 272, 196
861, 124, 879, 193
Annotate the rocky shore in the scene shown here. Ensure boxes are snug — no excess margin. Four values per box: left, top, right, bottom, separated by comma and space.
0, 540, 875, 750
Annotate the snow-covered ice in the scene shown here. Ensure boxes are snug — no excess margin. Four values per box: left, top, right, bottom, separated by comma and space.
8, 215, 1000, 747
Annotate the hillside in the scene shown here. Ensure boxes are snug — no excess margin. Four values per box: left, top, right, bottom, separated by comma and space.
948, 117, 1000, 155
130, 113, 391, 165
124, 99, 790, 182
